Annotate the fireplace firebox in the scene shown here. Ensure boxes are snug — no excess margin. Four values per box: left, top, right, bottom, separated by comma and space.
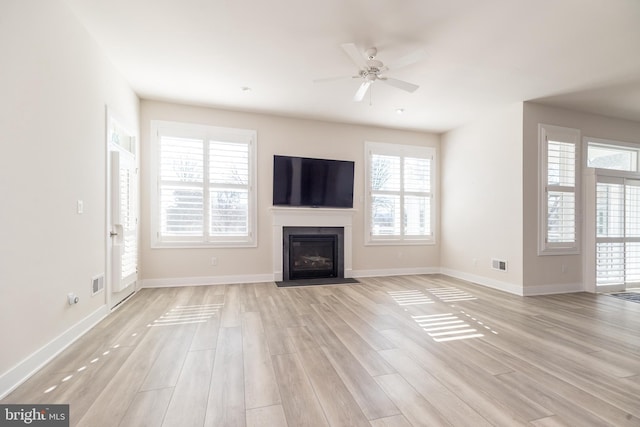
282, 226, 344, 282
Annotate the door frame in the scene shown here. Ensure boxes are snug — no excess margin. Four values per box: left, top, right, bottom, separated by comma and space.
105, 106, 138, 309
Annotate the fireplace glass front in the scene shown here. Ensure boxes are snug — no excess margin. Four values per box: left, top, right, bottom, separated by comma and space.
288, 234, 338, 280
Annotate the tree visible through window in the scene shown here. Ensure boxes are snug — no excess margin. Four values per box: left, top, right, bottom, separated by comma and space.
366, 142, 434, 244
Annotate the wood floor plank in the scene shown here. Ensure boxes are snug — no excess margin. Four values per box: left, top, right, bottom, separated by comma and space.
374, 373, 453, 427
379, 348, 493, 426
246, 405, 288, 427
323, 294, 396, 351
272, 352, 329, 427
258, 296, 296, 355
74, 326, 177, 426
530, 415, 579, 427
380, 328, 531, 427
287, 326, 371, 427
162, 349, 214, 427
300, 311, 400, 420
310, 302, 395, 377
118, 387, 173, 427
242, 311, 281, 409
140, 323, 196, 391
368, 414, 413, 427
221, 284, 242, 328
475, 339, 640, 426
189, 290, 224, 351
319, 343, 400, 421
204, 326, 245, 427
495, 371, 612, 427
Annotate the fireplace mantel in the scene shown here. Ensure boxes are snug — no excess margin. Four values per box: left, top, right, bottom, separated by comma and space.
271, 207, 355, 281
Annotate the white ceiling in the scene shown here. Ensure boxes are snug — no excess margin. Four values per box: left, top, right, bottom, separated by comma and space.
63, 0, 640, 133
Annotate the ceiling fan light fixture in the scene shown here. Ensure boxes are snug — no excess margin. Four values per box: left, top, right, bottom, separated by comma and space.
314, 43, 424, 103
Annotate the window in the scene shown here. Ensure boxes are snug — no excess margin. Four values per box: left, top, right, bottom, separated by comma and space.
365, 141, 435, 244
586, 138, 640, 172
150, 121, 256, 248
538, 124, 580, 255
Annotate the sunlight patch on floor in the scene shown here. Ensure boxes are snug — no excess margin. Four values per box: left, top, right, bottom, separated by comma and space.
387, 290, 434, 306
147, 303, 224, 327
427, 287, 477, 302
412, 313, 484, 342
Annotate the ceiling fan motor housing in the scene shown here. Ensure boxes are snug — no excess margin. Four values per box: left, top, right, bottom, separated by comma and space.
365, 47, 377, 60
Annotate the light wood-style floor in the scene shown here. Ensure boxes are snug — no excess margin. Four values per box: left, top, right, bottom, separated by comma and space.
3, 275, 640, 426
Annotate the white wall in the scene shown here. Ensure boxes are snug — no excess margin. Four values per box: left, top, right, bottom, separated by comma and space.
0, 0, 139, 394
441, 103, 524, 294
140, 100, 440, 283
523, 102, 640, 293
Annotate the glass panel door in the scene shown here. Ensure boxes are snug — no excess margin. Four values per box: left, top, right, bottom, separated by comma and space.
595, 178, 624, 289
595, 176, 640, 291
624, 179, 640, 285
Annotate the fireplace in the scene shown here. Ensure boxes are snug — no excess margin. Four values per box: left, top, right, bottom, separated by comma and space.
283, 226, 344, 281
271, 207, 354, 282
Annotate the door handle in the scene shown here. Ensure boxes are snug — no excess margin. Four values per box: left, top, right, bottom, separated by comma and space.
110, 231, 118, 237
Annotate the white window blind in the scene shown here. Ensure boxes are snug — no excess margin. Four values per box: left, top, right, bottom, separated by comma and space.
151, 121, 256, 248
546, 141, 576, 244
366, 142, 435, 244
160, 136, 204, 237
209, 141, 249, 236
120, 165, 137, 279
539, 124, 580, 255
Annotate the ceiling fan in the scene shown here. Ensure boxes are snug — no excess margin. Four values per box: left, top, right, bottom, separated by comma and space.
315, 43, 426, 102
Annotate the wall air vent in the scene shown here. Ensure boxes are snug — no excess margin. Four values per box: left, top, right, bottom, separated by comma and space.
92, 274, 105, 295
492, 259, 507, 272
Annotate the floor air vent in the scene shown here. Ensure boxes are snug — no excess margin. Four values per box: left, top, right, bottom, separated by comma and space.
491, 259, 507, 272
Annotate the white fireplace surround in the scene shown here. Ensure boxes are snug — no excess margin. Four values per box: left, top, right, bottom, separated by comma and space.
271, 207, 354, 281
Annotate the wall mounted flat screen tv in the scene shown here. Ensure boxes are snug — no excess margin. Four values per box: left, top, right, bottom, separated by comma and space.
273, 155, 354, 208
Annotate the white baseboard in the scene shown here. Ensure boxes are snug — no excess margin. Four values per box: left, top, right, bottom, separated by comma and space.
141, 270, 582, 297
0, 305, 109, 399
522, 282, 585, 296
439, 268, 523, 296
352, 267, 440, 278
140, 268, 442, 287
141, 273, 275, 288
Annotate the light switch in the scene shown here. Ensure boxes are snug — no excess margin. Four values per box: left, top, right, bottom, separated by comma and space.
77, 200, 84, 214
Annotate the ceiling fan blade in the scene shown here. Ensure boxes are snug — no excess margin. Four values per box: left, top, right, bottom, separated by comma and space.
381, 77, 419, 93
341, 43, 367, 69
383, 48, 427, 72
353, 81, 372, 102
313, 75, 356, 83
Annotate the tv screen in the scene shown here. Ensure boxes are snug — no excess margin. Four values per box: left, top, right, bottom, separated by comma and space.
273, 155, 354, 208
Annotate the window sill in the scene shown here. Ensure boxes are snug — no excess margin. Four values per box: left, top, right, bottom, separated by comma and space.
151, 240, 257, 249
365, 239, 436, 247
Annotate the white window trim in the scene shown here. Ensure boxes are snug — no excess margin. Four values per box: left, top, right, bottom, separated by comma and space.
364, 141, 436, 246
538, 123, 580, 255
150, 120, 257, 248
